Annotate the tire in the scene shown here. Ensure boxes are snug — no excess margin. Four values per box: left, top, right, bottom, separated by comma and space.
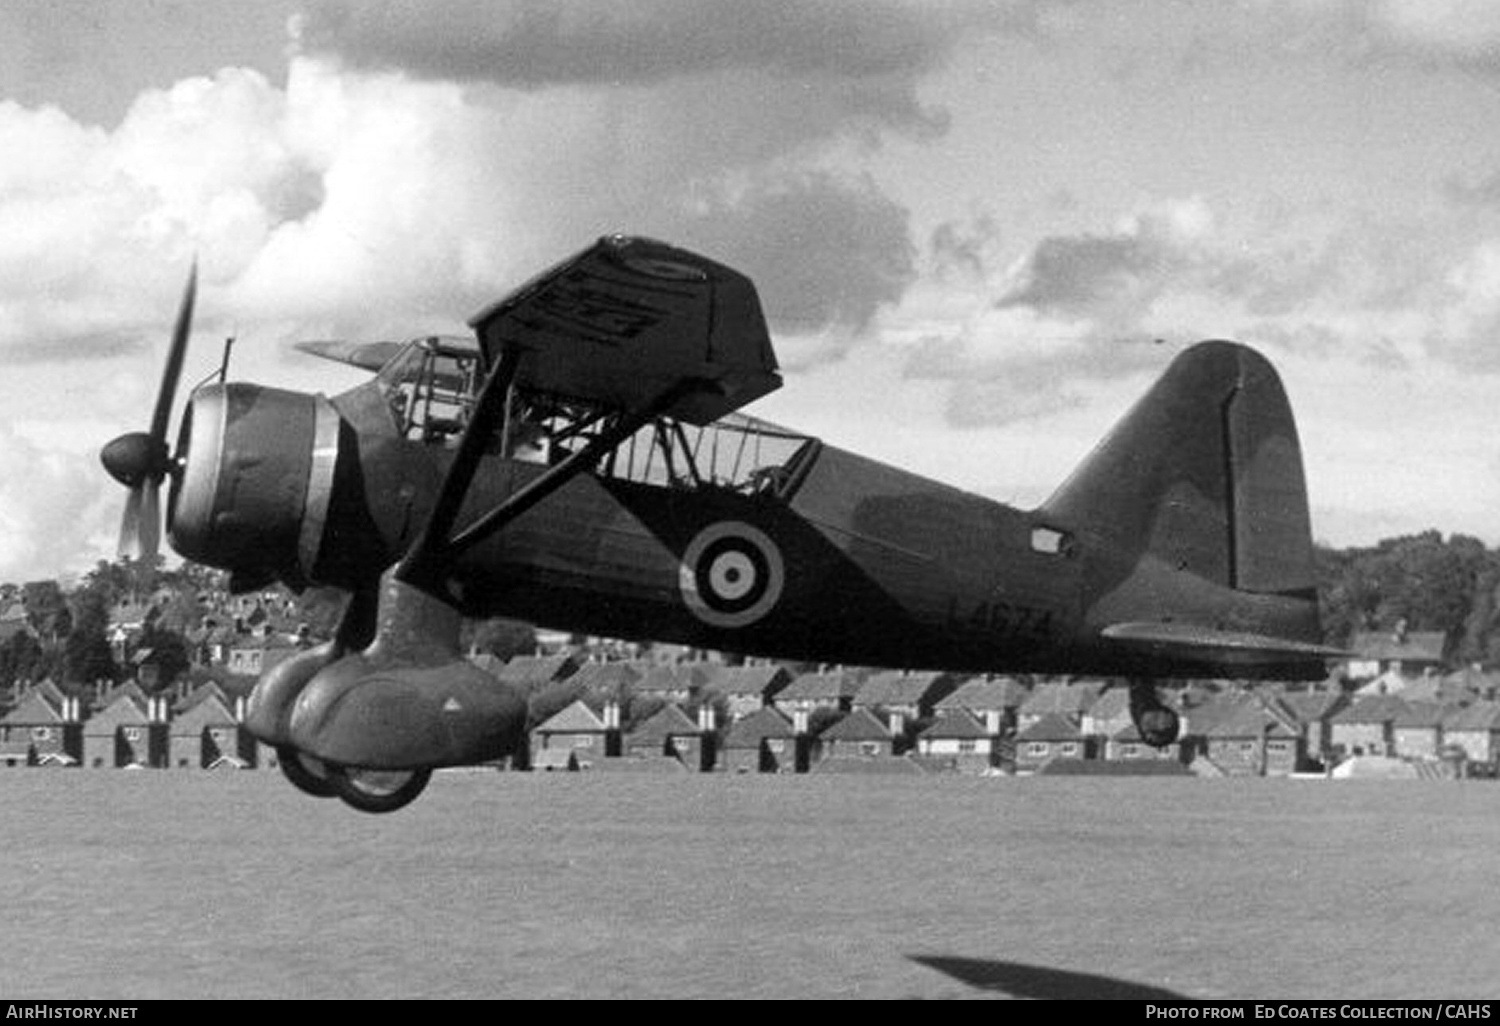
327, 764, 433, 814
277, 746, 337, 799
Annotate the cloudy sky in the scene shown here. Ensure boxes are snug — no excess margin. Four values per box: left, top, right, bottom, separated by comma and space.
3, 0, 1500, 584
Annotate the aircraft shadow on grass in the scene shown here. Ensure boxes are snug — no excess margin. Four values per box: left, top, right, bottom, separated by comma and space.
909, 955, 1188, 1000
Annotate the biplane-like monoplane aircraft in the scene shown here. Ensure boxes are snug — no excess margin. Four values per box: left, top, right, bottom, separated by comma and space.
101, 235, 1339, 811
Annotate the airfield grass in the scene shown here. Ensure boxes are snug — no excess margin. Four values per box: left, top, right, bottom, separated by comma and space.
1, 769, 1498, 1000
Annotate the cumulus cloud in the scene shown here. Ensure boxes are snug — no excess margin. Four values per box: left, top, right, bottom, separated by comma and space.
0, 422, 118, 584
1251, 0, 1500, 73
996, 198, 1213, 321
890, 193, 1500, 430
680, 172, 916, 353
291, 0, 1041, 136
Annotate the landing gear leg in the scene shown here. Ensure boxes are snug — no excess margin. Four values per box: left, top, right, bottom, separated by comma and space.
1128, 679, 1181, 748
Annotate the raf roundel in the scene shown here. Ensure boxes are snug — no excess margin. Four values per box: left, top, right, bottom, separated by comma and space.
678, 522, 786, 629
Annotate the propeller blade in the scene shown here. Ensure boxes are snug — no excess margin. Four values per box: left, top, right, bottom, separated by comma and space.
138, 478, 161, 562
149, 261, 197, 445
118, 486, 144, 560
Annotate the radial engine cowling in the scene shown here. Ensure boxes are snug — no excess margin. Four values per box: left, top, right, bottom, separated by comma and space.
168, 382, 342, 585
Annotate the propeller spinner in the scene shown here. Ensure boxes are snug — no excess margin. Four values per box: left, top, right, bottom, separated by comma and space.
100, 263, 197, 561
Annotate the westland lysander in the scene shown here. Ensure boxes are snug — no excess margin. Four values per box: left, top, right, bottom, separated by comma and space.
102, 236, 1338, 811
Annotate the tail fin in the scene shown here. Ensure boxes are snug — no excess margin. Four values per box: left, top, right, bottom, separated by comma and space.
1041, 340, 1315, 598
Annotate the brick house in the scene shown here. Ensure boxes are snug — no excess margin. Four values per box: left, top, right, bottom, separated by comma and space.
1014, 713, 1091, 772
717, 707, 800, 774
632, 663, 713, 705
171, 686, 255, 769
622, 703, 711, 771
530, 699, 615, 771
1441, 702, 1500, 767
1437, 666, 1500, 706
1081, 686, 1134, 741
1277, 690, 1348, 767
1017, 680, 1103, 731
774, 669, 864, 716
1330, 694, 1408, 758
0, 681, 82, 766
917, 709, 1004, 774
1203, 700, 1302, 776
1106, 720, 1187, 765
82, 683, 168, 769
933, 676, 1026, 734
815, 707, 897, 763
1391, 701, 1445, 761
699, 664, 792, 720
851, 671, 960, 722
564, 660, 644, 706
1345, 625, 1446, 682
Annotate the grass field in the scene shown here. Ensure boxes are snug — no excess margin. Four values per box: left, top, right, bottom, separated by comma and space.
2, 769, 1498, 999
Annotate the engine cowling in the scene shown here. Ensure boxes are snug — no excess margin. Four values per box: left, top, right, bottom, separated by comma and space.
168, 382, 342, 585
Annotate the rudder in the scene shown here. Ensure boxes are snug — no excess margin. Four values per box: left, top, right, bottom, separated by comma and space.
1040, 340, 1315, 598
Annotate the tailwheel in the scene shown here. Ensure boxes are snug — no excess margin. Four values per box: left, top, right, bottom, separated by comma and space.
277, 746, 337, 799
1127, 680, 1181, 748
326, 763, 433, 814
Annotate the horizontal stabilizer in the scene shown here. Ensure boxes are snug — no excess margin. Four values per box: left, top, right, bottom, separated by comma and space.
1102, 621, 1350, 665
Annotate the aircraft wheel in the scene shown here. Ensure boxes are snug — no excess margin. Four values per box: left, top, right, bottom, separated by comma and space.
327, 764, 433, 814
1137, 707, 1181, 748
277, 746, 337, 799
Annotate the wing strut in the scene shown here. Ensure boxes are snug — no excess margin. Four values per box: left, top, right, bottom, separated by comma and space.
245, 326, 720, 812
396, 343, 703, 595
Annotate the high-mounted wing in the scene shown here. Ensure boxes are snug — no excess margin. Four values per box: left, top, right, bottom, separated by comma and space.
295, 340, 407, 373
469, 235, 781, 425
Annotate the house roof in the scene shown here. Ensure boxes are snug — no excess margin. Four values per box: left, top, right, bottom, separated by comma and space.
0, 683, 69, 725
1082, 686, 1131, 723
494, 653, 579, 692
84, 688, 153, 731
566, 660, 643, 699
934, 676, 1027, 712
852, 670, 955, 708
1392, 701, 1444, 729
1206, 701, 1299, 739
1015, 712, 1082, 741
1181, 691, 1256, 736
172, 693, 239, 732
700, 664, 791, 698
1354, 668, 1415, 697
1019, 680, 1102, 717
1349, 628, 1446, 664
626, 704, 701, 744
1277, 690, 1345, 723
533, 699, 608, 734
1332, 694, 1410, 724
722, 707, 796, 746
918, 709, 991, 740
634, 663, 712, 696
818, 707, 891, 742
779, 670, 864, 703
1442, 701, 1500, 731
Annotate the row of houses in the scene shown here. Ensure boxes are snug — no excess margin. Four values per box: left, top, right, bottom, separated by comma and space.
8, 644, 1500, 777
0, 679, 256, 769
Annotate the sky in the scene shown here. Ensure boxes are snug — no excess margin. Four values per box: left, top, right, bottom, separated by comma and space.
4, 0, 1500, 585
